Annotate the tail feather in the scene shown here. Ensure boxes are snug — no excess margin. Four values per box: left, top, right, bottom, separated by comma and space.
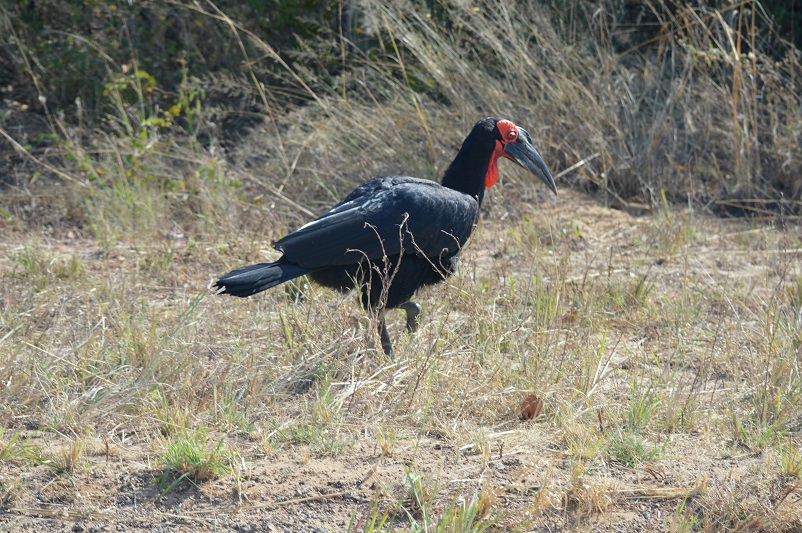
215, 260, 310, 297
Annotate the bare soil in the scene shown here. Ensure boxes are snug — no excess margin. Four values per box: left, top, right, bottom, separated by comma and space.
2, 187, 801, 532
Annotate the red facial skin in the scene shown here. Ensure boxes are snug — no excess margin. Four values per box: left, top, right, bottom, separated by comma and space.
485, 120, 519, 188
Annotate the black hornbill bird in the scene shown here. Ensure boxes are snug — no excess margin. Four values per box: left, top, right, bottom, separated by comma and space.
215, 117, 556, 356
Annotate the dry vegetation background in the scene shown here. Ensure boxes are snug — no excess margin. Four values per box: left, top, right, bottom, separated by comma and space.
1, 0, 802, 531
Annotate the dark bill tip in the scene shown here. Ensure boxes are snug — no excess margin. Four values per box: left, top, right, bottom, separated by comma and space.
503, 128, 557, 194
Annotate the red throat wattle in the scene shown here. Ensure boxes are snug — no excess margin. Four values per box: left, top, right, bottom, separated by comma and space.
484, 141, 504, 188
485, 120, 519, 188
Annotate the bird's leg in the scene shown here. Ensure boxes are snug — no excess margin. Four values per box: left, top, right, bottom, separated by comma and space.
399, 301, 422, 333
377, 314, 395, 358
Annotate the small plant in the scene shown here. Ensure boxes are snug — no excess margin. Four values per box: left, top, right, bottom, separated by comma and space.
576, 329, 614, 398
268, 420, 348, 457
348, 494, 394, 532
784, 275, 802, 315
402, 468, 439, 522
311, 374, 342, 427
0, 429, 40, 463
41, 436, 88, 474
651, 189, 696, 254
606, 431, 664, 467
211, 387, 241, 430
662, 372, 702, 434
54, 436, 86, 474
154, 399, 192, 437
13, 245, 82, 291
157, 429, 231, 494
466, 430, 491, 470
671, 496, 702, 532
565, 463, 613, 517
778, 442, 802, 478
563, 422, 604, 461
425, 491, 499, 532
0, 474, 22, 507
376, 423, 397, 457
627, 379, 661, 432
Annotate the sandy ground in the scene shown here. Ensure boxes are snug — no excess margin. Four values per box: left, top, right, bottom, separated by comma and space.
2, 187, 801, 532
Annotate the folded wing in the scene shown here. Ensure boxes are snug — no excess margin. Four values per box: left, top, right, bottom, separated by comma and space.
275, 177, 479, 269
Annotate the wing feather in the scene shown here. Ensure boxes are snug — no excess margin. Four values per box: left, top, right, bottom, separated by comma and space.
274, 177, 479, 269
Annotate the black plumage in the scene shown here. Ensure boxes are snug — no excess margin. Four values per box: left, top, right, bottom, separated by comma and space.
215, 117, 556, 356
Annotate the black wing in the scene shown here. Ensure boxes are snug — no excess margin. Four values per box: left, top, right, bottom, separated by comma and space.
274, 177, 479, 269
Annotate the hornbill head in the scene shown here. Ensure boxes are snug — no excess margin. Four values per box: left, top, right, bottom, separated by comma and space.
485, 118, 557, 194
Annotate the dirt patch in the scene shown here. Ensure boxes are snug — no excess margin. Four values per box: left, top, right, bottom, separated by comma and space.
2, 188, 802, 531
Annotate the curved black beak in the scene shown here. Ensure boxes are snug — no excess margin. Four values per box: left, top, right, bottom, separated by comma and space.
503, 127, 557, 194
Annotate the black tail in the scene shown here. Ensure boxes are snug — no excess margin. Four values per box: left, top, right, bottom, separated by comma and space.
215, 259, 311, 297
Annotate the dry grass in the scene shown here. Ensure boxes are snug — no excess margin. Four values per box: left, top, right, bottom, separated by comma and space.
1, 191, 802, 529
1, 0, 802, 530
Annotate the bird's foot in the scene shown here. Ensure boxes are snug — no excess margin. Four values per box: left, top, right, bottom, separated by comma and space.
377, 316, 395, 359
376, 303, 420, 359
399, 301, 422, 333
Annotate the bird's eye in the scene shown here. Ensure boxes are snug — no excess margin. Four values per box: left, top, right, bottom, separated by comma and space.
496, 119, 519, 143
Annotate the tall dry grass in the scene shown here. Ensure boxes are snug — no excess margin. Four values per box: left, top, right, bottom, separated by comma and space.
183, 0, 801, 241
2, 0, 799, 242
